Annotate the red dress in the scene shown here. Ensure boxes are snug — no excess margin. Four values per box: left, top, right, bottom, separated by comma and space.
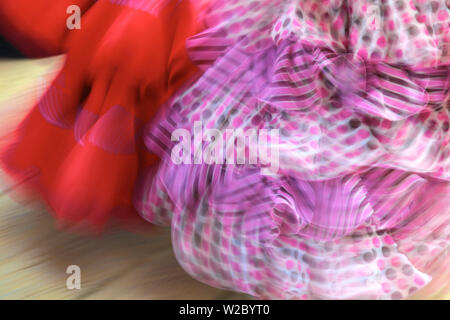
0, 0, 201, 231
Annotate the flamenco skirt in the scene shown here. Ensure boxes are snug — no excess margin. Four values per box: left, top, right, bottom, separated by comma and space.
0, 0, 448, 299
137, 0, 450, 299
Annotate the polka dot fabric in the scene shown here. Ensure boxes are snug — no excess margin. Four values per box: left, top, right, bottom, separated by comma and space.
135, 0, 450, 299
350, 0, 450, 66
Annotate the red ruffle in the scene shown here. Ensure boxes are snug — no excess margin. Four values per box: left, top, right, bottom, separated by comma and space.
0, 0, 202, 232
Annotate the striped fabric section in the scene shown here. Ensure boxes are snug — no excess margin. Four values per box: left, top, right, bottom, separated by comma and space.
355, 63, 429, 120
87, 105, 140, 154
38, 73, 74, 129
361, 168, 450, 235
408, 67, 450, 109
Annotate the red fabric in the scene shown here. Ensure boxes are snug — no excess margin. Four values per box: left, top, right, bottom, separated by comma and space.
0, 0, 201, 232
0, 0, 95, 57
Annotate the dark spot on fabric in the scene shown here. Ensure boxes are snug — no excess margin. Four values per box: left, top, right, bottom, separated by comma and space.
402, 264, 414, 276
252, 115, 262, 125
281, 128, 291, 136
395, 0, 405, 10
382, 246, 391, 257
363, 251, 377, 262
388, 34, 399, 44
362, 34, 372, 42
192, 88, 202, 97
370, 51, 382, 60
352, 232, 363, 242
302, 254, 316, 267
428, 119, 437, 130
408, 26, 419, 36
194, 231, 202, 247
391, 291, 403, 300
431, 1, 440, 12
367, 141, 378, 150
409, 287, 418, 295
349, 118, 362, 129
263, 112, 272, 122
173, 103, 181, 112
386, 268, 397, 280
417, 245, 428, 254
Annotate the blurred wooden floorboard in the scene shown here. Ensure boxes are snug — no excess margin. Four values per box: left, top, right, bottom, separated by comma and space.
0, 193, 248, 299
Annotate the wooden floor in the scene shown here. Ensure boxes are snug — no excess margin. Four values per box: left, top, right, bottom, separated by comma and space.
0, 195, 249, 299
0, 57, 446, 300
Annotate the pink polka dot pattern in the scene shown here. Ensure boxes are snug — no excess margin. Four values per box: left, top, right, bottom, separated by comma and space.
350, 0, 449, 66
136, 0, 450, 299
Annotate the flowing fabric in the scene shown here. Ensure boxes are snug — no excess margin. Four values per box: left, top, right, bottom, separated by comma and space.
0, 0, 448, 299
0, 0, 201, 231
137, 0, 450, 299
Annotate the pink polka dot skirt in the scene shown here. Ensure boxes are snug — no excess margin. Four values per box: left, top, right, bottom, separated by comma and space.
136, 0, 450, 299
